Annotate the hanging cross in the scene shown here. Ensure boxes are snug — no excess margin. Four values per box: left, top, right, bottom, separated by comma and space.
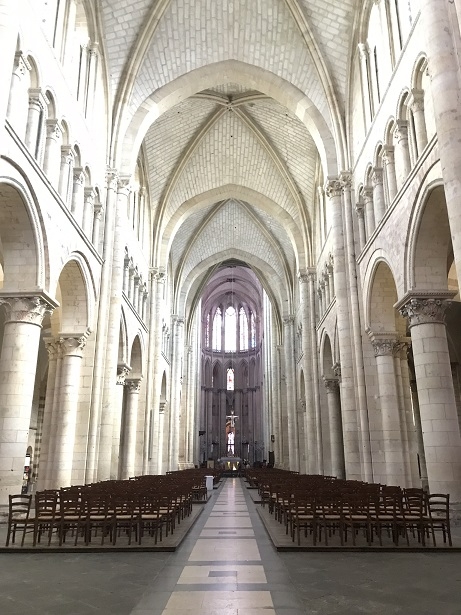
226, 409, 239, 427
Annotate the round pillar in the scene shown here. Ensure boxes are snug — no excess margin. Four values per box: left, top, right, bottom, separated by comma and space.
398, 294, 461, 498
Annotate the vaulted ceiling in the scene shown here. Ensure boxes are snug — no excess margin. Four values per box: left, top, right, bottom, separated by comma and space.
97, 0, 360, 321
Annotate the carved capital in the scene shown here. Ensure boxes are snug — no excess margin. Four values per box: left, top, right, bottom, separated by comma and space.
325, 177, 342, 199
362, 187, 374, 204
382, 146, 395, 165
126, 378, 142, 393
44, 338, 59, 361
408, 89, 425, 113
116, 363, 131, 385
394, 120, 409, 143
117, 174, 131, 195
371, 167, 383, 187
0, 296, 54, 326
13, 52, 32, 78
73, 167, 85, 186
370, 338, 397, 357
340, 171, 353, 192
324, 378, 340, 393
283, 315, 295, 326
58, 330, 90, 357
45, 119, 62, 141
106, 168, 119, 190
299, 399, 306, 411
84, 187, 95, 204
297, 271, 309, 284
332, 362, 341, 380
355, 203, 365, 219
398, 297, 452, 327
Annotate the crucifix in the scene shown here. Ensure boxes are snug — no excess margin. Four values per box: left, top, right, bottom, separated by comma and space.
225, 410, 239, 456
226, 409, 239, 428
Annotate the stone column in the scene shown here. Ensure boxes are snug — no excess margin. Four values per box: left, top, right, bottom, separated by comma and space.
97, 176, 131, 481
363, 187, 375, 239
358, 42, 373, 124
112, 364, 130, 479
420, 0, 461, 283
43, 119, 62, 188
169, 316, 184, 470
409, 379, 429, 490
0, 0, 19, 145
324, 274, 331, 306
382, 145, 398, 205
92, 204, 103, 251
394, 120, 411, 189
327, 259, 335, 300
326, 177, 360, 478
408, 89, 428, 156
58, 145, 74, 207
309, 270, 323, 472
394, 339, 418, 485
371, 167, 386, 223
120, 378, 142, 479
85, 44, 99, 117
51, 332, 89, 488
35, 338, 59, 490
0, 295, 54, 502
82, 187, 95, 239
128, 265, 135, 302
283, 316, 299, 472
369, 335, 407, 487
299, 272, 317, 473
398, 293, 461, 498
25, 88, 47, 160
341, 172, 372, 480
323, 378, 345, 478
71, 167, 85, 226
133, 275, 140, 312
146, 268, 165, 474
355, 203, 366, 251
317, 287, 323, 319
85, 170, 118, 483
6, 51, 30, 139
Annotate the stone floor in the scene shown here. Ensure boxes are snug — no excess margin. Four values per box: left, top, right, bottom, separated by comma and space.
0, 478, 460, 614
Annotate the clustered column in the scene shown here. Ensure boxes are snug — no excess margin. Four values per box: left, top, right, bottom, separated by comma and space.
120, 378, 142, 479
323, 377, 345, 479
398, 294, 461, 499
0, 296, 54, 500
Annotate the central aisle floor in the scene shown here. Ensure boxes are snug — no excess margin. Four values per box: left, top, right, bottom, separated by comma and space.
131, 477, 306, 615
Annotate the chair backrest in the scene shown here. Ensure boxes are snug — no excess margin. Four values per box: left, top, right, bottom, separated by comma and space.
427, 493, 450, 518
35, 490, 59, 517
9, 494, 32, 518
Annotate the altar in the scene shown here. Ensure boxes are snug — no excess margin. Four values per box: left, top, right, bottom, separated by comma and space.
219, 456, 242, 473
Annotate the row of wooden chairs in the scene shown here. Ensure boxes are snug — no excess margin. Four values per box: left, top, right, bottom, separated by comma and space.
244, 469, 452, 547
6, 470, 213, 548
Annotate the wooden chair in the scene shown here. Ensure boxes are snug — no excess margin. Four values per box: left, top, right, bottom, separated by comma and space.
33, 490, 60, 546
6, 494, 34, 547
290, 495, 317, 546
427, 494, 452, 547
85, 494, 112, 545
138, 494, 163, 545
59, 490, 86, 546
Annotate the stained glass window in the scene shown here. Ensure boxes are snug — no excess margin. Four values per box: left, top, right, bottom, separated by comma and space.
227, 367, 234, 390
205, 313, 210, 347
250, 312, 256, 348
239, 307, 248, 350
224, 306, 236, 352
212, 307, 222, 350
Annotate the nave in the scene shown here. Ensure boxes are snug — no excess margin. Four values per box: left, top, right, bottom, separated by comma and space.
0, 479, 460, 614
